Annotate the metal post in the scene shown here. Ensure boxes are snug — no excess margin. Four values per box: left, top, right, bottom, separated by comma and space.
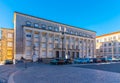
61, 32, 64, 58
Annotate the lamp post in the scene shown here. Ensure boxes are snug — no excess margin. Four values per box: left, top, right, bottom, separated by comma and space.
61, 32, 64, 58
111, 41, 114, 59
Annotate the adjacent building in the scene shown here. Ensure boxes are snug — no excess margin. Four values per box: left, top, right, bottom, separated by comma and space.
14, 12, 96, 61
0, 28, 14, 61
96, 31, 120, 58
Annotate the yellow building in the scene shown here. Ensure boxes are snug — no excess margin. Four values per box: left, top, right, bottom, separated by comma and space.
96, 31, 120, 58
0, 28, 14, 61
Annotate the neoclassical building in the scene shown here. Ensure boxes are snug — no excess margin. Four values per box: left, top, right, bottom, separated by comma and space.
14, 12, 96, 60
96, 31, 120, 58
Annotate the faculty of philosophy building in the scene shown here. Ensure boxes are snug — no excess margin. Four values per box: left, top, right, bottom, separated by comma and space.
14, 12, 96, 60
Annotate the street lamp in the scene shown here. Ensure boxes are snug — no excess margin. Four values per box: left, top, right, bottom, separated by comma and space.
61, 32, 64, 58
111, 41, 114, 59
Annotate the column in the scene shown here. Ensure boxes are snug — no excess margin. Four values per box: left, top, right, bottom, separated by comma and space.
46, 33, 49, 58
39, 32, 42, 58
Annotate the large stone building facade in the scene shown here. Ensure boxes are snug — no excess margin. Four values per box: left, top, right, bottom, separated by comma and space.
14, 12, 96, 60
96, 31, 120, 58
0, 28, 14, 61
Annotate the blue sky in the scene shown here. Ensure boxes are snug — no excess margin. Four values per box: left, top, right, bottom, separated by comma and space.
0, 0, 120, 35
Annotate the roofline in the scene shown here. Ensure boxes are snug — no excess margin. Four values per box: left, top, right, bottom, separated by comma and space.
0, 28, 13, 30
96, 31, 120, 38
14, 11, 96, 33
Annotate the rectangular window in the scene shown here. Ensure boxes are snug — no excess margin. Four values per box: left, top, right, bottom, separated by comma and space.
41, 24, 46, 29
108, 48, 112, 52
8, 33, 13, 38
48, 26, 52, 30
42, 43, 46, 48
42, 51, 46, 56
108, 43, 111, 46
26, 41, 32, 46
7, 50, 12, 55
49, 44, 53, 48
7, 42, 12, 47
26, 34, 31, 37
34, 23, 39, 28
118, 47, 120, 52
104, 48, 107, 52
26, 21, 31, 27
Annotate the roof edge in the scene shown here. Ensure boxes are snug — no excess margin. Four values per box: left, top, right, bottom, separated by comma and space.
14, 11, 96, 33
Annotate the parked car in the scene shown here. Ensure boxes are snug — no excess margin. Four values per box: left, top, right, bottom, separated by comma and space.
84, 58, 93, 63
64, 59, 72, 64
74, 58, 82, 64
5, 60, 13, 64
106, 58, 112, 62
50, 59, 65, 65
93, 58, 102, 63
100, 58, 107, 62
112, 58, 119, 62
50, 59, 59, 65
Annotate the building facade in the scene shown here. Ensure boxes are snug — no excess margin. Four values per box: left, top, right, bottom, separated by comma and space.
14, 12, 96, 60
0, 28, 14, 61
96, 31, 120, 58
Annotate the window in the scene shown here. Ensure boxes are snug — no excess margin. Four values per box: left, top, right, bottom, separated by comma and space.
55, 27, 59, 32
70, 31, 73, 34
100, 49, 103, 52
79, 32, 81, 36
118, 47, 120, 52
104, 43, 107, 47
26, 41, 32, 46
42, 43, 46, 48
114, 48, 116, 52
118, 35, 120, 39
104, 48, 107, 52
113, 36, 116, 40
26, 21, 31, 27
34, 43, 39, 47
7, 42, 12, 47
75, 32, 78, 35
48, 26, 52, 30
108, 48, 112, 52
96, 40, 99, 43
104, 38, 107, 42
80, 41, 82, 43
49, 44, 53, 48
34, 23, 39, 28
8, 33, 13, 38
76, 45, 79, 49
26, 34, 31, 37
66, 28, 69, 33
108, 43, 111, 46
41, 24, 46, 29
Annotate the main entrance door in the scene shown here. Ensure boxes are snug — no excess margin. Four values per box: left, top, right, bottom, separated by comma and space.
56, 51, 59, 58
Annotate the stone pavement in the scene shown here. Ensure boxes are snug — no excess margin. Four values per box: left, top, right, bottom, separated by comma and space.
0, 65, 18, 83
13, 63, 120, 83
